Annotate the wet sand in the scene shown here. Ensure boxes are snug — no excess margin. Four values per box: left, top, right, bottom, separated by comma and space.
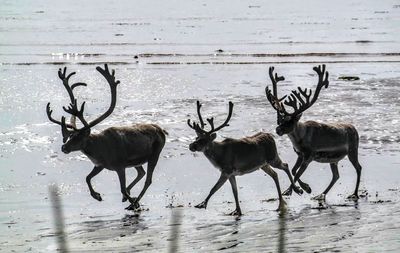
1, 0, 400, 252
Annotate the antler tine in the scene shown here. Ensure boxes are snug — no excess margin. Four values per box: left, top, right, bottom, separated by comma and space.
61, 116, 74, 143
82, 64, 120, 130
196, 100, 206, 128
265, 86, 288, 109
208, 101, 234, 133
46, 103, 77, 130
313, 64, 329, 89
291, 89, 305, 105
58, 67, 87, 103
187, 119, 207, 134
188, 101, 207, 134
297, 87, 312, 103
55, 66, 87, 128
63, 100, 89, 127
266, 66, 288, 123
305, 64, 329, 110
268, 66, 285, 98
284, 94, 299, 112
206, 117, 214, 131
187, 119, 195, 129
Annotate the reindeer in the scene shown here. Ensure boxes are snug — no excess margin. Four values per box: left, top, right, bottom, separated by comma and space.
46, 64, 167, 210
187, 101, 302, 215
265, 64, 362, 201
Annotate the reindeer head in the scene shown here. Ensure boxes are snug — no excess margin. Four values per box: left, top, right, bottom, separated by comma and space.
46, 64, 120, 154
187, 101, 234, 152
265, 65, 329, 136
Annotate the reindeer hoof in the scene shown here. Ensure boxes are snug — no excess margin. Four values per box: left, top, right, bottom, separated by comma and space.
91, 192, 102, 201
194, 201, 207, 209
122, 196, 136, 203
228, 209, 242, 216
300, 182, 312, 194
125, 201, 140, 211
346, 194, 359, 200
293, 186, 304, 195
311, 194, 326, 201
282, 188, 293, 196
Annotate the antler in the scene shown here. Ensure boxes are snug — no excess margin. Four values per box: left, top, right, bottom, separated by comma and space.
282, 64, 329, 116
47, 64, 120, 139
206, 101, 233, 133
58, 67, 87, 127
46, 66, 87, 140
61, 116, 74, 143
46, 67, 87, 129
46, 103, 77, 130
63, 100, 89, 127
58, 67, 87, 105
187, 100, 207, 134
78, 64, 120, 130
187, 101, 234, 134
265, 67, 287, 123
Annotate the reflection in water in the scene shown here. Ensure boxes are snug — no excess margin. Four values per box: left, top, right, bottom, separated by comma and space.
217, 216, 242, 251
121, 213, 143, 227
69, 212, 146, 242
168, 208, 183, 253
49, 185, 68, 253
277, 212, 287, 253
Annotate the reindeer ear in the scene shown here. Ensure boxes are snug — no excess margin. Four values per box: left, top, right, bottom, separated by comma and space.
294, 113, 302, 121
210, 133, 217, 141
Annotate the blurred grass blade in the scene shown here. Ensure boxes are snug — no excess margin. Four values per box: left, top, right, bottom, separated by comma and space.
49, 185, 69, 252
168, 208, 182, 253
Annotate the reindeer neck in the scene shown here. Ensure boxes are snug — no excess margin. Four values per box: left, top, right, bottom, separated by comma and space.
288, 120, 306, 144
203, 141, 224, 164
81, 134, 99, 158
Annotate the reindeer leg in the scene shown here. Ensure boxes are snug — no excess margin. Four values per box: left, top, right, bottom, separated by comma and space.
228, 176, 242, 216
126, 155, 159, 210
312, 162, 339, 201
272, 159, 303, 195
347, 148, 362, 200
195, 173, 228, 209
293, 156, 312, 194
261, 164, 287, 212
283, 156, 302, 196
122, 166, 145, 202
292, 156, 312, 194
86, 166, 104, 201
116, 168, 136, 205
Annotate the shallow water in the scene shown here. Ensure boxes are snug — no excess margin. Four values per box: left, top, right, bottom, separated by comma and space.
1, 0, 400, 252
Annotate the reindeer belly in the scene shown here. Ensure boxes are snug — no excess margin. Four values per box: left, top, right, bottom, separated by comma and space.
232, 166, 259, 176
293, 140, 349, 163
231, 157, 265, 176
314, 150, 347, 163
125, 156, 149, 167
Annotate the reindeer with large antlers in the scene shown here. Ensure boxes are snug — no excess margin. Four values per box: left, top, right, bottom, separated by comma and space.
265, 65, 362, 201
46, 64, 167, 210
187, 101, 302, 215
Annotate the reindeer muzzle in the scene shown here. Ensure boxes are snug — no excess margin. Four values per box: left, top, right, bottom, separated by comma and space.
276, 127, 284, 136
189, 143, 197, 152
61, 145, 70, 154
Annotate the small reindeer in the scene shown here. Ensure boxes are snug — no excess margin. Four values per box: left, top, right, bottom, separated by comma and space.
46, 64, 167, 210
265, 65, 362, 201
187, 101, 302, 215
